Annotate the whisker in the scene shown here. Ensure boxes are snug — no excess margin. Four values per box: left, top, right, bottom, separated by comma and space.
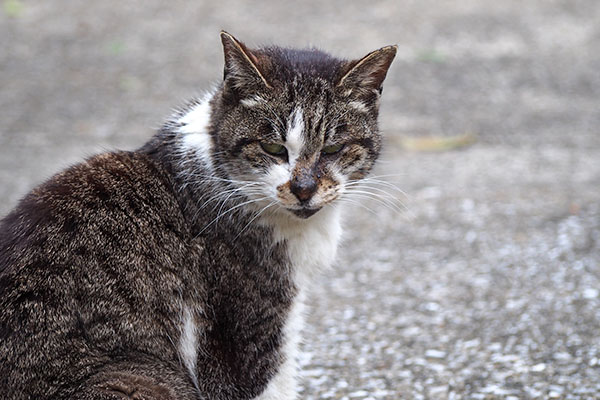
343, 190, 406, 214
233, 201, 278, 241
344, 184, 409, 210
345, 180, 407, 198
197, 196, 271, 236
346, 176, 409, 197
334, 198, 378, 215
204, 183, 265, 211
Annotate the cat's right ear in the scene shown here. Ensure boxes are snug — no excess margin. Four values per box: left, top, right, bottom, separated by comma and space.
220, 31, 272, 98
336, 45, 397, 100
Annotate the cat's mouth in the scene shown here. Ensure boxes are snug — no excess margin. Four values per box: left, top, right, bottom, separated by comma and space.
290, 207, 322, 219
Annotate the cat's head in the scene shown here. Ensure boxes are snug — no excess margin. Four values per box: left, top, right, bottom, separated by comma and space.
210, 32, 396, 219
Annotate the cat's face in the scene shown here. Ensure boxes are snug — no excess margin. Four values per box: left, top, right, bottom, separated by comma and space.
212, 33, 396, 219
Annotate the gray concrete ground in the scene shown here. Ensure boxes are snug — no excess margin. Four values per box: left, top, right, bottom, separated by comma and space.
1, 1, 599, 398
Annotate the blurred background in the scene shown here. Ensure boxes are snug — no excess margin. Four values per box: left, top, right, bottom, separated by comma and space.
1, 1, 599, 398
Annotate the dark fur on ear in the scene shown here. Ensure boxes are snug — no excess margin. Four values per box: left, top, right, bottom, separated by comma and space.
337, 45, 397, 97
220, 31, 272, 99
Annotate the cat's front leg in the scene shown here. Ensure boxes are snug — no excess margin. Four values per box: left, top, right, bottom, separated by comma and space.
253, 356, 299, 400
253, 297, 305, 400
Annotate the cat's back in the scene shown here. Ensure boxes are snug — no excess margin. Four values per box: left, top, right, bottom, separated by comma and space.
0, 151, 199, 399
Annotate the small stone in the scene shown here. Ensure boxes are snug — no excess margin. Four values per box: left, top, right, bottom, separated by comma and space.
531, 363, 546, 372
429, 386, 447, 396
463, 338, 481, 348
554, 352, 571, 361
425, 349, 447, 359
348, 390, 369, 398
548, 385, 564, 397
337, 380, 349, 388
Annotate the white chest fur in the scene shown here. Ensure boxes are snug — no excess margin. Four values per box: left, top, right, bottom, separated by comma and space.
270, 206, 342, 285
254, 206, 342, 400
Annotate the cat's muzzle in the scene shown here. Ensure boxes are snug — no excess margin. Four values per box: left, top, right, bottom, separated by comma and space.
291, 207, 321, 219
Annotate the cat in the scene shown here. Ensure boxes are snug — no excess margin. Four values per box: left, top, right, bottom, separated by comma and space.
0, 31, 396, 400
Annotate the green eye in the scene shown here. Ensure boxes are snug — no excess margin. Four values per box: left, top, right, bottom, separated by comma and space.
322, 143, 345, 155
260, 142, 287, 156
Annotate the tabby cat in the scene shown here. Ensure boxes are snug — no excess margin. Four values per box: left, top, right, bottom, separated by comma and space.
0, 32, 396, 399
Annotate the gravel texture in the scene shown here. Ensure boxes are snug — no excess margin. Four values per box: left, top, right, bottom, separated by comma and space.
1, 1, 599, 399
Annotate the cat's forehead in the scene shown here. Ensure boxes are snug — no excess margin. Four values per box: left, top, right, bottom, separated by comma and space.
256, 87, 336, 144
232, 46, 379, 146
260, 46, 345, 85
242, 77, 336, 123
239, 47, 350, 120
238, 84, 359, 154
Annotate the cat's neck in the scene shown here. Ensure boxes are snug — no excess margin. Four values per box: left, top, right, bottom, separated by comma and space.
260, 205, 342, 280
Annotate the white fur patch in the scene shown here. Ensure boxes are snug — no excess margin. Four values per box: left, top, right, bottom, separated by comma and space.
273, 206, 342, 283
254, 207, 342, 399
179, 93, 215, 169
264, 163, 290, 196
348, 100, 369, 113
259, 108, 305, 203
179, 306, 200, 391
240, 95, 266, 108
286, 108, 304, 167
254, 292, 306, 400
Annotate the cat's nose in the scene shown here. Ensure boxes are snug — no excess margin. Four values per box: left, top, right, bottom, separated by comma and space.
290, 175, 318, 203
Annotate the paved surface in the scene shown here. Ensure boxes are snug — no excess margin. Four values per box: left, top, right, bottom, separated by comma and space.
1, 1, 599, 398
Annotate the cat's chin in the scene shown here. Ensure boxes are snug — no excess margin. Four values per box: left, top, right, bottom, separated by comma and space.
290, 207, 322, 219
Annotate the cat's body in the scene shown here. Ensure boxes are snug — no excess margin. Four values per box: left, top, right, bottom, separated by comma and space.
0, 33, 395, 399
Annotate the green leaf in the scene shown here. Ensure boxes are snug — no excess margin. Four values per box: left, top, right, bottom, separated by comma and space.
3, 0, 24, 18
416, 49, 446, 64
107, 41, 125, 56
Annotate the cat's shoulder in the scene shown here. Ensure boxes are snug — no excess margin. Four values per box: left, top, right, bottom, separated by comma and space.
3, 150, 179, 223
37, 151, 171, 201
0, 150, 188, 274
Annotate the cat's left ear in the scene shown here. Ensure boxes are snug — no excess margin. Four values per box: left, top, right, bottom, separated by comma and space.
336, 45, 397, 97
220, 31, 272, 96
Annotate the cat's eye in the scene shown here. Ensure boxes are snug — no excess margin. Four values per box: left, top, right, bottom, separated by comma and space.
260, 142, 287, 157
321, 143, 345, 155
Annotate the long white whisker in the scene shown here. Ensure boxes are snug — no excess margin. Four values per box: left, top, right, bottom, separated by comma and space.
343, 190, 406, 214
345, 178, 408, 197
197, 196, 271, 236
233, 201, 278, 241
335, 198, 378, 215
344, 185, 409, 212
214, 185, 256, 217
345, 182, 406, 199
203, 183, 265, 210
